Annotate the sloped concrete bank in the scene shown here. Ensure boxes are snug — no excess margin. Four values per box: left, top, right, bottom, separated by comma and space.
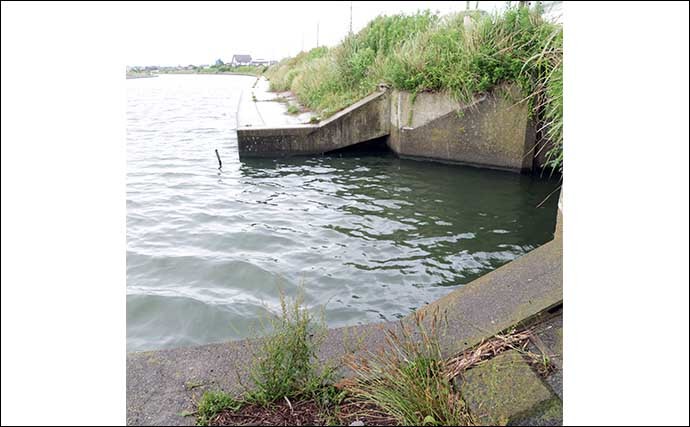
237, 89, 390, 157
126, 204, 563, 426
237, 84, 543, 173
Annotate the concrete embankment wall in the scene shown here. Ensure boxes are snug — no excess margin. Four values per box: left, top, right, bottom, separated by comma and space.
388, 87, 536, 172
238, 84, 542, 173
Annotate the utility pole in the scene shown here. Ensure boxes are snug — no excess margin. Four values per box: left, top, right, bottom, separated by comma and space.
349, 1, 353, 35
316, 22, 319, 48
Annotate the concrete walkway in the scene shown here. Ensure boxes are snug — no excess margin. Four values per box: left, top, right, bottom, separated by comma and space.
236, 77, 313, 128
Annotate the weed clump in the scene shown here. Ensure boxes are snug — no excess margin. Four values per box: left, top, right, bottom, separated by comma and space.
344, 310, 474, 426
195, 292, 333, 425
196, 391, 241, 426
244, 292, 333, 406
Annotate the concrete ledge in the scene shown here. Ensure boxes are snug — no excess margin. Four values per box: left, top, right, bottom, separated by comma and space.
237, 89, 390, 158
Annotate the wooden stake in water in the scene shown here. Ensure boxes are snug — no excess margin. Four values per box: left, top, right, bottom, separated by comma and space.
215, 149, 222, 169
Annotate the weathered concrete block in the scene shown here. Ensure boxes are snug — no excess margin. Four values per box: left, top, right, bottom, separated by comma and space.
457, 350, 556, 426
389, 87, 535, 172
236, 124, 316, 157
237, 89, 390, 158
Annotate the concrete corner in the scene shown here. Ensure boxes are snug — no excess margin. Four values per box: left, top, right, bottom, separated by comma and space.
388, 86, 535, 172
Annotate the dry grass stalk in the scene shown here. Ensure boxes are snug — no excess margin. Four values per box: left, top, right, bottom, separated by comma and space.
443, 329, 533, 380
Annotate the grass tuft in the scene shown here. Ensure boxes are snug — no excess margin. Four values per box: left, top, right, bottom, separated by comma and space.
196, 390, 241, 426
344, 310, 475, 426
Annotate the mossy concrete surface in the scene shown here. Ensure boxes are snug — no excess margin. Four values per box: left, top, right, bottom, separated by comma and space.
388, 86, 535, 172
458, 350, 556, 426
512, 396, 563, 426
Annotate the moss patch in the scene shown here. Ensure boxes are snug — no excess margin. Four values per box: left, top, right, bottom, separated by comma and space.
511, 396, 563, 426
457, 350, 554, 425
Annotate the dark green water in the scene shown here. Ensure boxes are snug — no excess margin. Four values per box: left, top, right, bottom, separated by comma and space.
127, 75, 560, 352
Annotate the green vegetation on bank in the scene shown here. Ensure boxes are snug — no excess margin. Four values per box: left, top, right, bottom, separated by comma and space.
244, 293, 334, 405
194, 295, 475, 426
160, 64, 265, 75
195, 293, 339, 426
266, 5, 563, 172
345, 311, 474, 426
193, 293, 558, 426
196, 391, 241, 426
202, 64, 265, 75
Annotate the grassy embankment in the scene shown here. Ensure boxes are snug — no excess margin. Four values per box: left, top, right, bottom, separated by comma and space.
265, 5, 563, 172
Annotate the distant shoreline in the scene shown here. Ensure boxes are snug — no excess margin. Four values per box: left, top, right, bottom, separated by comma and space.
126, 73, 158, 80
125, 72, 259, 80
157, 71, 260, 77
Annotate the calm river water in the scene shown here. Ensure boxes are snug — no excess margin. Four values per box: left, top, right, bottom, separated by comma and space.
127, 74, 559, 352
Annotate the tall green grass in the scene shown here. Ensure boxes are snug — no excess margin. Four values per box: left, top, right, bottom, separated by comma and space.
266, 5, 563, 172
344, 310, 474, 426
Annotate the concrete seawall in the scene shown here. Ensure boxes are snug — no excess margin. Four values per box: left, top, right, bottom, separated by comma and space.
237, 85, 539, 173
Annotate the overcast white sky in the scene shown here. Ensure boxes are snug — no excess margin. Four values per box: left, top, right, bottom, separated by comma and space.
124, 1, 510, 66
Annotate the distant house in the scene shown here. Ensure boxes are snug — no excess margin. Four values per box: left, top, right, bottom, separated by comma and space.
230, 54, 252, 66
